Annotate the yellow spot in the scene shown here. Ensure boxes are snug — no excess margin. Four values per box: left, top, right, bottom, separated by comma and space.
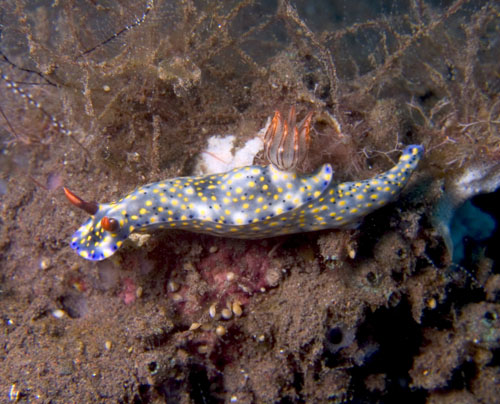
150, 217, 156, 223
351, 208, 358, 213
139, 208, 148, 215
213, 203, 220, 210
286, 183, 293, 189
335, 216, 344, 221
131, 215, 139, 220
338, 200, 346, 207
172, 199, 179, 206
181, 215, 187, 220
121, 210, 127, 215
255, 208, 261, 213
329, 212, 336, 217
370, 194, 379, 200
252, 168, 260, 174
235, 187, 243, 194
388, 174, 396, 180
242, 203, 249, 209
145, 200, 153, 206
131, 195, 137, 201
257, 196, 264, 203
249, 181, 255, 187
314, 191, 321, 198
262, 184, 269, 191
129, 225, 135, 232
211, 195, 217, 201
225, 209, 231, 215
80, 251, 88, 259
161, 197, 167, 203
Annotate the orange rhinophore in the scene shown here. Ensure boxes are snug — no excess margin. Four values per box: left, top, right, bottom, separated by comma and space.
63, 187, 99, 215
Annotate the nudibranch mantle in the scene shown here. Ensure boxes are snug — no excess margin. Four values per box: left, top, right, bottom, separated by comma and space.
68, 145, 423, 261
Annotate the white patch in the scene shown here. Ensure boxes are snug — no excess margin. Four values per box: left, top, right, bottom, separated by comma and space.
454, 163, 500, 201
194, 119, 268, 175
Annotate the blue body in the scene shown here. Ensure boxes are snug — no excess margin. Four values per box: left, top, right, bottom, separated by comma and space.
70, 145, 424, 260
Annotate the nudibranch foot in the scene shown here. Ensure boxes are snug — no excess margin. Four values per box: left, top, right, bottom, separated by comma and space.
65, 145, 423, 261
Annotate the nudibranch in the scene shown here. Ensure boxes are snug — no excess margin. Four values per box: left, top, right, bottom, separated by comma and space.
64, 143, 423, 261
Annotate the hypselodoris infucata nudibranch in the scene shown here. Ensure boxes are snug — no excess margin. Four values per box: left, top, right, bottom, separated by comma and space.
64, 144, 423, 261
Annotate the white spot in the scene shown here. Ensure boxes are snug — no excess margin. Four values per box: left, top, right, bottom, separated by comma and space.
52, 309, 66, 319
194, 133, 264, 175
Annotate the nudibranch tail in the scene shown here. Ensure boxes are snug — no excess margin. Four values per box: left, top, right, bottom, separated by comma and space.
66, 144, 423, 261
